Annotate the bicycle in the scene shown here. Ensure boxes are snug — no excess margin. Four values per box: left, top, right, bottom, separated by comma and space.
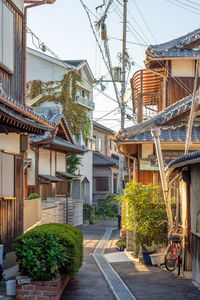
165, 235, 182, 276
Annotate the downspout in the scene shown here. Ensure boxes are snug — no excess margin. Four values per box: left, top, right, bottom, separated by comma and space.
151, 127, 173, 228
30, 146, 39, 194
23, 1, 54, 104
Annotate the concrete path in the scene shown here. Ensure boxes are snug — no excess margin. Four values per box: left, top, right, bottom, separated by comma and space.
62, 221, 200, 300
61, 221, 116, 300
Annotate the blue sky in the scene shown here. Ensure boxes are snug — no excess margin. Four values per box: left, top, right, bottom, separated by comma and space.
27, 0, 200, 130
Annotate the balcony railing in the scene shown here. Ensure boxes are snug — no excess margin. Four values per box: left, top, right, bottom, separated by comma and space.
74, 95, 95, 110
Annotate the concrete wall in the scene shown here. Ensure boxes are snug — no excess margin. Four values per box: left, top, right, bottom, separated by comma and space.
0, 133, 20, 154
171, 59, 195, 77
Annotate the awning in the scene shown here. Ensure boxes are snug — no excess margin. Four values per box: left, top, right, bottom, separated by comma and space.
56, 171, 78, 179
39, 174, 64, 183
33, 137, 87, 154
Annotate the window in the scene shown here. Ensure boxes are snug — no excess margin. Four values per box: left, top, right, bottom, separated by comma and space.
95, 177, 109, 192
0, 0, 14, 72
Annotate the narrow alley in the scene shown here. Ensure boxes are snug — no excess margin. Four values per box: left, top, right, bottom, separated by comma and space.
62, 221, 200, 300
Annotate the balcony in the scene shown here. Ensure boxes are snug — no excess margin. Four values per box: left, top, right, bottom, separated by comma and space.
74, 95, 95, 110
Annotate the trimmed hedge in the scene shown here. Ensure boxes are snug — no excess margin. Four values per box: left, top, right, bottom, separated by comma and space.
14, 223, 83, 279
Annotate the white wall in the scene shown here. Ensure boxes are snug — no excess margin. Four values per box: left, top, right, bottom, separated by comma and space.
142, 144, 153, 159
27, 52, 67, 83
27, 148, 36, 185
171, 59, 195, 77
0, 133, 20, 154
56, 152, 66, 172
12, 0, 24, 12
39, 149, 50, 175
79, 151, 93, 203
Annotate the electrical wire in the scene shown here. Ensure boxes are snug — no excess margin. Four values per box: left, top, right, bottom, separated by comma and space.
174, 0, 200, 12
94, 106, 119, 121
185, 0, 200, 7
108, 36, 146, 46
166, 0, 200, 15
132, 0, 157, 43
113, 3, 193, 95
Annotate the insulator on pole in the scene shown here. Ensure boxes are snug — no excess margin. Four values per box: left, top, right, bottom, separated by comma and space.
100, 23, 107, 40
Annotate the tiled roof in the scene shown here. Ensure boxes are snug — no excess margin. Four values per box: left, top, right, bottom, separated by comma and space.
93, 121, 116, 134
166, 150, 200, 172
127, 125, 200, 143
93, 152, 119, 167
146, 28, 200, 58
63, 60, 85, 67
39, 174, 64, 183
123, 93, 196, 138
0, 89, 55, 128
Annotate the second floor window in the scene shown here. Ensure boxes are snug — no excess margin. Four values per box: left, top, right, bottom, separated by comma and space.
0, 0, 14, 72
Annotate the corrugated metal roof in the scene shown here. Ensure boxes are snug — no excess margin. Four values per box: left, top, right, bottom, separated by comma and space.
93, 121, 116, 134
146, 28, 200, 58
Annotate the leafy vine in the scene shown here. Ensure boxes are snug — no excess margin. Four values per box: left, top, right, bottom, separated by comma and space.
29, 70, 91, 140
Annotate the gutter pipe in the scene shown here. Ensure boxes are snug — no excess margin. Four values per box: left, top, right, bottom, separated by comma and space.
151, 127, 173, 228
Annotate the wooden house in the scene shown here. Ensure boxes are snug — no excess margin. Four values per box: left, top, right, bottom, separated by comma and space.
166, 151, 200, 283
118, 29, 200, 187
92, 122, 128, 207
27, 105, 86, 225
0, 0, 55, 254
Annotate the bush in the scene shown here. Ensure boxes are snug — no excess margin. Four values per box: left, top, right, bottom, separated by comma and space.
27, 193, 40, 200
83, 203, 96, 224
14, 232, 68, 281
120, 182, 168, 249
14, 223, 83, 279
98, 194, 119, 218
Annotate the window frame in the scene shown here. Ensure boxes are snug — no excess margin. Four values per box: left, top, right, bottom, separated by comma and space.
0, 0, 15, 74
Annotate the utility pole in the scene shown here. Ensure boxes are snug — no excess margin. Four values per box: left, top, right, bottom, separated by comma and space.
118, 0, 128, 229
120, 0, 128, 131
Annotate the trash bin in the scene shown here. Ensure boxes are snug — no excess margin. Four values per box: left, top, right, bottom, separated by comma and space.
6, 279, 16, 296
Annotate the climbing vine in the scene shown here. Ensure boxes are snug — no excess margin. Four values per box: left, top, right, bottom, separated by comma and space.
28, 70, 91, 140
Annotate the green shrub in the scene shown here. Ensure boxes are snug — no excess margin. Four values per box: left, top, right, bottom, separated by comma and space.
27, 193, 40, 200
98, 194, 119, 218
83, 203, 96, 224
14, 223, 83, 279
120, 182, 168, 249
14, 232, 68, 280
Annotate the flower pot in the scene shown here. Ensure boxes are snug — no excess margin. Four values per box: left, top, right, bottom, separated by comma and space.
142, 251, 154, 265
6, 279, 16, 296
150, 253, 165, 266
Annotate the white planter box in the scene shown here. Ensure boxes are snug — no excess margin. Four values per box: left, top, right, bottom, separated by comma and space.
150, 253, 165, 266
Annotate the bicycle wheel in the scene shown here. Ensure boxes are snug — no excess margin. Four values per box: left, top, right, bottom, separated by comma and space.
174, 255, 181, 276
165, 244, 176, 272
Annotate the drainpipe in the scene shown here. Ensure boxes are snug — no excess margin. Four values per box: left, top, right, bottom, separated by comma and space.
30, 146, 39, 194
23, 0, 56, 104
151, 127, 173, 228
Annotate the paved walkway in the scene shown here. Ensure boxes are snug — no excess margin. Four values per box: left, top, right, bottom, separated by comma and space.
61, 221, 200, 300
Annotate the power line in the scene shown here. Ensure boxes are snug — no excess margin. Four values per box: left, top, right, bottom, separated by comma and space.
108, 35, 146, 45
174, 0, 200, 12
132, 0, 157, 43
185, 0, 200, 7
94, 106, 119, 122
166, 0, 200, 15
113, 3, 193, 95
